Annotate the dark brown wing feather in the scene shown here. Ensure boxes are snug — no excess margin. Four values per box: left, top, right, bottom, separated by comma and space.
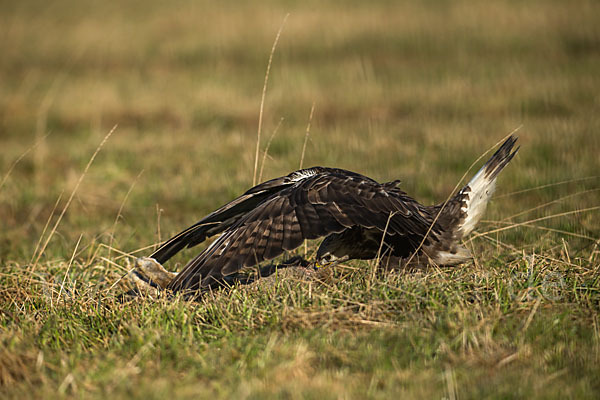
167, 167, 435, 292
149, 173, 304, 263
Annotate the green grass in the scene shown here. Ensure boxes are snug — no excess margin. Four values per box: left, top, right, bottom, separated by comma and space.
1, 0, 599, 398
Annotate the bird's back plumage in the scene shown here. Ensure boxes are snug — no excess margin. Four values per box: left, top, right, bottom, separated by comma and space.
166, 167, 439, 292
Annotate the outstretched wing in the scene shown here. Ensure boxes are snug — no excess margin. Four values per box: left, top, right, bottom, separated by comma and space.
167, 167, 436, 292
149, 171, 313, 263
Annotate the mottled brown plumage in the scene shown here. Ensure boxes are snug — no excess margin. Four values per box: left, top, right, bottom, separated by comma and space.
146, 136, 518, 294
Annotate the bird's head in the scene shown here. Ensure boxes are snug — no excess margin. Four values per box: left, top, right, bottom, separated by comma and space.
315, 234, 350, 269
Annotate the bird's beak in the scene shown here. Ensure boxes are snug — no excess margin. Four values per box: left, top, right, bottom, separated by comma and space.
314, 261, 325, 270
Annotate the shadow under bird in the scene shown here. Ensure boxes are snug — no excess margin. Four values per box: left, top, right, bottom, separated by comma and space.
131, 136, 519, 296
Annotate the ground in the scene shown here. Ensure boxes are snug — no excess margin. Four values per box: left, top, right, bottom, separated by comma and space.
1, 0, 599, 398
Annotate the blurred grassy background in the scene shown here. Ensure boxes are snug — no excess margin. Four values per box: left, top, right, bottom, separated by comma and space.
1, 0, 599, 398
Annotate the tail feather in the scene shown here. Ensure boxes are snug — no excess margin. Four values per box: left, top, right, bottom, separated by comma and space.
423, 135, 518, 266
455, 135, 519, 237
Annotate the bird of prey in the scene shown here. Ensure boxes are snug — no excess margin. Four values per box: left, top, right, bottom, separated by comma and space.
131, 136, 518, 296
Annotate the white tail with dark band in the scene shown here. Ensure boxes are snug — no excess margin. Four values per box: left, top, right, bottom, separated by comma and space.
457, 136, 519, 238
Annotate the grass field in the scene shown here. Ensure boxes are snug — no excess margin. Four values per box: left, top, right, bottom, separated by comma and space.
1, 0, 599, 398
